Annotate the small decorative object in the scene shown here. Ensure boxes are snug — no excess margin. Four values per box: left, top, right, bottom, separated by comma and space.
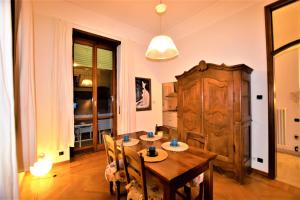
147, 131, 154, 138
73, 102, 78, 110
170, 138, 179, 147
123, 135, 130, 142
136, 77, 151, 111
147, 146, 157, 157
30, 153, 53, 177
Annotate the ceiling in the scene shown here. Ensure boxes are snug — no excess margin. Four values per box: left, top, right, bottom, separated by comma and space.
65, 0, 262, 34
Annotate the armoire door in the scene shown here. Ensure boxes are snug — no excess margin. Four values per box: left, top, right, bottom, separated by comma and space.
203, 78, 234, 164
181, 80, 202, 136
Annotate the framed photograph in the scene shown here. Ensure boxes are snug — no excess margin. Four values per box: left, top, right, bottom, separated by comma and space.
136, 77, 151, 111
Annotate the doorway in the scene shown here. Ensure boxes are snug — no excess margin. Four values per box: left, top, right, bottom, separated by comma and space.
72, 29, 120, 153
265, 0, 300, 184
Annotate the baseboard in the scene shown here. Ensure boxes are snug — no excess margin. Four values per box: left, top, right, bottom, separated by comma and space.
53, 160, 70, 167
251, 168, 269, 177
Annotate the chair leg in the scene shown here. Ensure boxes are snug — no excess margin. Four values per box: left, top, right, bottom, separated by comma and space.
184, 185, 191, 200
79, 131, 82, 148
109, 181, 114, 195
198, 182, 204, 200
116, 181, 121, 200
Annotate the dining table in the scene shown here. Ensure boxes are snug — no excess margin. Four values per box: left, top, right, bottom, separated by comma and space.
119, 131, 217, 200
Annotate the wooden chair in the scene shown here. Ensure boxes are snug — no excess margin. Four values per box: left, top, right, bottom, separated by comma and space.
155, 124, 169, 136
185, 132, 207, 150
121, 145, 164, 200
103, 133, 126, 200
184, 131, 208, 200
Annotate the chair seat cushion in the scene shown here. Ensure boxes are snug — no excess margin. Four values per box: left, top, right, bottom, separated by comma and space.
105, 160, 126, 183
187, 173, 204, 187
126, 180, 163, 200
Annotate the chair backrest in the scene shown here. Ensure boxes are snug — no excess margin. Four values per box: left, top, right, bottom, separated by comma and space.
155, 124, 169, 135
121, 145, 148, 200
185, 132, 207, 150
103, 133, 120, 171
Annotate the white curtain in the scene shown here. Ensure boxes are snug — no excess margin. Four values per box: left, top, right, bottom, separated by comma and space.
0, 0, 19, 198
117, 41, 136, 134
51, 19, 74, 149
15, 0, 37, 171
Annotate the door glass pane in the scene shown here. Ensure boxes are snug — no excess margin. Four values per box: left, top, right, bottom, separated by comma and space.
97, 48, 113, 143
73, 43, 93, 148
272, 1, 300, 50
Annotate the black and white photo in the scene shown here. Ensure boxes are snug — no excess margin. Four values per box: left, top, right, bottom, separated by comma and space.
135, 77, 151, 111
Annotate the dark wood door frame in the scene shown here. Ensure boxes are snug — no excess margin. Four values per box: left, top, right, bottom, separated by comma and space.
73, 29, 120, 152
265, 0, 299, 179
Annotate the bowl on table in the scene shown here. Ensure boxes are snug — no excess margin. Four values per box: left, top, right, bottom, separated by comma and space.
147, 146, 158, 157
123, 135, 130, 142
147, 131, 154, 138
170, 138, 179, 147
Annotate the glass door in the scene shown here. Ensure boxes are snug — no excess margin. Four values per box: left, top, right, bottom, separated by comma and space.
96, 47, 116, 146
73, 32, 118, 152
73, 43, 94, 150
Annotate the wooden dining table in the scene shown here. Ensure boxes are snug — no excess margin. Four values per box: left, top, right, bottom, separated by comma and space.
119, 131, 217, 200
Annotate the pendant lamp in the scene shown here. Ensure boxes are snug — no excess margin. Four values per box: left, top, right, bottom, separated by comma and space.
145, 1, 179, 60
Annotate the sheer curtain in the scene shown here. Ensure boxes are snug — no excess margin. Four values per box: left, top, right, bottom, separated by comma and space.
0, 0, 19, 198
51, 19, 74, 149
117, 41, 136, 134
15, 0, 37, 171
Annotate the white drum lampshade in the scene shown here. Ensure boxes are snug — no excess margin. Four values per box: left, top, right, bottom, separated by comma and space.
145, 35, 179, 60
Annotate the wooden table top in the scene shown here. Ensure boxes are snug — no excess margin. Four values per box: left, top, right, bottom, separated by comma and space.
120, 131, 217, 184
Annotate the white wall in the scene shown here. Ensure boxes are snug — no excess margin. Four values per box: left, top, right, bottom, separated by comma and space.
133, 45, 163, 132
155, 0, 275, 172
32, 1, 162, 163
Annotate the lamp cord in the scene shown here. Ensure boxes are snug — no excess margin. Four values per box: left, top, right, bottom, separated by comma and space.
160, 12, 162, 34
159, 0, 162, 34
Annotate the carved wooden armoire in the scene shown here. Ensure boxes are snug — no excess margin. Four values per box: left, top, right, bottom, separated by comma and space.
176, 60, 252, 183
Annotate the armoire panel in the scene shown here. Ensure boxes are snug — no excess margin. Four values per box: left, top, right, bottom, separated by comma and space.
203, 78, 234, 163
182, 81, 202, 135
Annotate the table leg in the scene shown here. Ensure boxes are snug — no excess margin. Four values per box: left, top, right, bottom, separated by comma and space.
204, 161, 213, 200
163, 183, 176, 200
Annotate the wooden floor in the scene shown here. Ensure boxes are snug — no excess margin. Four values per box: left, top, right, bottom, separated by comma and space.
20, 151, 300, 200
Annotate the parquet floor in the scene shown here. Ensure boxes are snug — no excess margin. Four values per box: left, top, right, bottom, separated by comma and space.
20, 151, 300, 200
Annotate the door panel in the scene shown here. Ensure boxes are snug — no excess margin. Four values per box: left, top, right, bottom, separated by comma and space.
203, 78, 234, 163
73, 43, 94, 149
182, 81, 201, 135
96, 48, 114, 145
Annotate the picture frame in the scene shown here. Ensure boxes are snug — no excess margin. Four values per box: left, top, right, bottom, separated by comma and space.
135, 77, 151, 111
